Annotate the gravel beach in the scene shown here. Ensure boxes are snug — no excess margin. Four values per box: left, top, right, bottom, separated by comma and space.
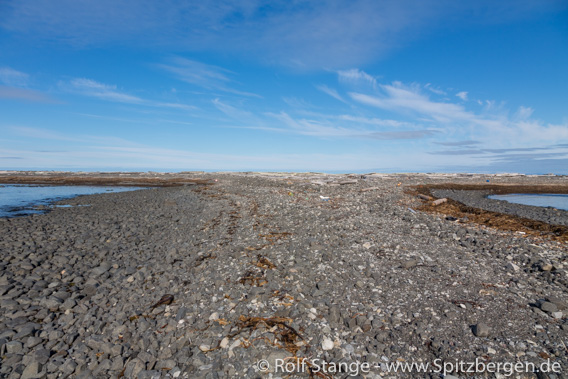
1, 172, 568, 378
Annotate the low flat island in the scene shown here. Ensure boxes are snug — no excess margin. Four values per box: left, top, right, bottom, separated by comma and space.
1, 171, 567, 378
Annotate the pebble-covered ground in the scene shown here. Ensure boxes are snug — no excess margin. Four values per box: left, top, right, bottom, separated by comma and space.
1, 173, 567, 379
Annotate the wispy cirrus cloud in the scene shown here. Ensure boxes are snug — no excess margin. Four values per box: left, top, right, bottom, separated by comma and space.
268, 111, 436, 140
282, 97, 317, 110
0, 67, 29, 86
430, 149, 486, 155
316, 84, 345, 103
348, 79, 568, 146
456, 91, 468, 101
335, 114, 414, 128
424, 83, 446, 95
67, 78, 144, 103
515, 106, 534, 120
350, 83, 473, 122
159, 58, 231, 89
431, 144, 568, 157
365, 130, 438, 140
338, 69, 377, 87
212, 98, 256, 120
159, 57, 260, 97
0, 67, 56, 103
61, 78, 196, 110
324, 71, 568, 166
436, 140, 480, 147
3, 1, 563, 69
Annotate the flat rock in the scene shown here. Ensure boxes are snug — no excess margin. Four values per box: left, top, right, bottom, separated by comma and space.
472, 323, 490, 337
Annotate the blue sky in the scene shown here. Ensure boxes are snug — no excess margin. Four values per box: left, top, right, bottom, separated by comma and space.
1, 0, 567, 173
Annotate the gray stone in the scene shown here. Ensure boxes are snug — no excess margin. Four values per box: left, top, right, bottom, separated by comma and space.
61, 298, 77, 311
33, 349, 51, 365
48, 330, 64, 342
59, 359, 77, 376
540, 302, 558, 313
328, 306, 340, 325
14, 323, 38, 339
505, 262, 520, 272
110, 344, 124, 356
124, 358, 146, 378
93, 359, 112, 375
546, 296, 567, 310
91, 262, 111, 277
83, 284, 99, 296
5, 340, 23, 354
25, 337, 43, 349
20, 361, 46, 379
156, 359, 176, 370
75, 370, 96, 379
137, 370, 162, 379
472, 323, 490, 337
111, 356, 124, 371
176, 307, 188, 322
39, 297, 62, 310
402, 259, 418, 269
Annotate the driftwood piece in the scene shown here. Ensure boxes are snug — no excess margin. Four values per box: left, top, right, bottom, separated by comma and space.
360, 187, 380, 192
432, 198, 448, 206
337, 180, 358, 185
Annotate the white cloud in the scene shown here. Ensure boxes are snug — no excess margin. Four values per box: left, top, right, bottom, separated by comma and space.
365, 130, 438, 140
282, 97, 316, 109
159, 58, 231, 88
68, 78, 144, 104
2, 1, 565, 69
316, 84, 345, 102
267, 111, 437, 141
0, 67, 29, 86
456, 91, 468, 101
425, 83, 446, 95
62, 78, 195, 110
212, 98, 255, 120
336, 115, 414, 128
269, 112, 352, 137
159, 57, 260, 97
338, 69, 377, 87
350, 83, 473, 122
515, 105, 534, 120
347, 79, 568, 151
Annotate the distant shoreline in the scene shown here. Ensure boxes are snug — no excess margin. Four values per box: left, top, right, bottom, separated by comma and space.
0, 171, 213, 187
0, 169, 565, 187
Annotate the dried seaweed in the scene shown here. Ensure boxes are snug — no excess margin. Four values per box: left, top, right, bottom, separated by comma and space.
239, 269, 267, 286
259, 232, 292, 244
194, 253, 216, 267
254, 254, 276, 269
230, 315, 306, 356
408, 183, 568, 242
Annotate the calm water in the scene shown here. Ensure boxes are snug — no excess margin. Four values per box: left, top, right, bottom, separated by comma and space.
0, 184, 145, 218
488, 193, 568, 211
